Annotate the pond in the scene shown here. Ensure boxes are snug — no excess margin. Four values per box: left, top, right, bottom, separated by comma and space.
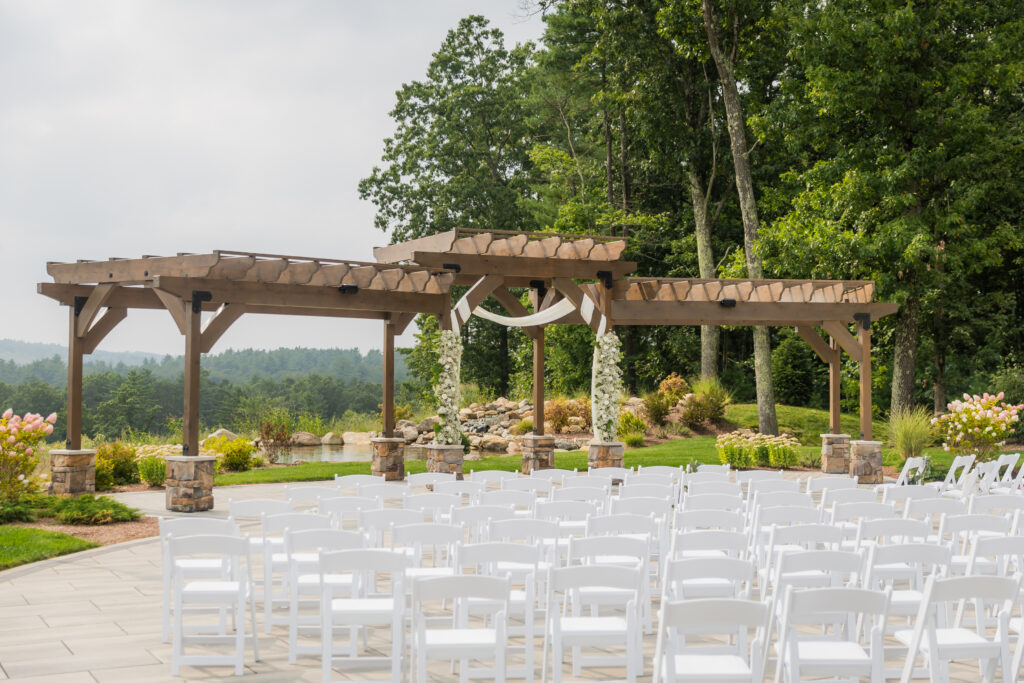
274, 442, 374, 464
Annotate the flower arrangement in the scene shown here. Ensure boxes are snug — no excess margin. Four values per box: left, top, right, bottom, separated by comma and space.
591, 332, 623, 443
0, 409, 56, 502
932, 392, 1022, 462
716, 429, 800, 469
433, 329, 464, 445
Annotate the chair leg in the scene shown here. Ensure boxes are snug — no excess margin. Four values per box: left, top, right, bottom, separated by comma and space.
552, 632, 562, 683
263, 570, 273, 634
161, 570, 171, 643
321, 611, 332, 683
392, 613, 403, 683
172, 592, 183, 676
288, 592, 298, 664
235, 596, 245, 676
249, 588, 260, 663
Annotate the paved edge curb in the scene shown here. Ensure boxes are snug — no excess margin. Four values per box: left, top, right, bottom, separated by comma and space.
0, 533, 160, 581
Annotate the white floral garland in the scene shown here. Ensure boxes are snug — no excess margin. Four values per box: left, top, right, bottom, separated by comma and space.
591, 331, 623, 443
433, 329, 464, 445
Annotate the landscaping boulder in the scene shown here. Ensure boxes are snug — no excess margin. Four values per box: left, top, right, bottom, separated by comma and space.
342, 431, 372, 445
554, 440, 577, 451
417, 417, 439, 433
321, 432, 344, 446
401, 426, 419, 443
291, 431, 320, 446
480, 435, 509, 452
396, 419, 417, 431
506, 440, 523, 455
206, 428, 239, 442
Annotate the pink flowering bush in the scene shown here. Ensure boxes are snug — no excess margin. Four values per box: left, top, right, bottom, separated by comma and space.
932, 392, 1023, 462
0, 409, 56, 503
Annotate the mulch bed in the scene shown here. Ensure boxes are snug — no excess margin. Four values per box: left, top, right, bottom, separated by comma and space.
14, 516, 159, 546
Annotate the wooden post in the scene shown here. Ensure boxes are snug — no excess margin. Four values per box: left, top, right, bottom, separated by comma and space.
533, 327, 545, 436
829, 337, 842, 435
66, 305, 83, 450
382, 321, 395, 438
182, 300, 201, 456
859, 322, 872, 440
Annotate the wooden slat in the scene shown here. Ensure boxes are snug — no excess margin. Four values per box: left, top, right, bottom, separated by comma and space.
555, 241, 579, 259
207, 256, 256, 280
411, 252, 637, 281
470, 232, 493, 254
671, 281, 692, 300
486, 234, 527, 257
689, 283, 708, 301
452, 235, 481, 254
372, 230, 459, 263
242, 258, 289, 283
276, 261, 319, 285
47, 253, 219, 284
611, 301, 899, 327
374, 268, 405, 291
307, 264, 350, 286
345, 266, 378, 288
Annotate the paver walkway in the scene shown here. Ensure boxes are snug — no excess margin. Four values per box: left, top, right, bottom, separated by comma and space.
0, 473, 987, 682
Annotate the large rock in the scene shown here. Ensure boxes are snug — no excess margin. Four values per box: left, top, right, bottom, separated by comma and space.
321, 432, 344, 446
206, 428, 239, 443
506, 440, 523, 455
342, 431, 373, 446
396, 419, 417, 430
554, 440, 578, 451
480, 434, 509, 452
401, 426, 419, 444
417, 417, 439, 433
291, 431, 321, 446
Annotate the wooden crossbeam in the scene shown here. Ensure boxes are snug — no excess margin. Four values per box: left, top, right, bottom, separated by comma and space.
490, 288, 538, 339
152, 288, 187, 335
610, 301, 898, 327
200, 303, 245, 353
82, 307, 127, 354
795, 326, 833, 364
822, 320, 863, 363
411, 252, 636, 281
75, 283, 116, 337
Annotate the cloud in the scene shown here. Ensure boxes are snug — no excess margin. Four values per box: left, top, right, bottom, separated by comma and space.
0, 0, 544, 354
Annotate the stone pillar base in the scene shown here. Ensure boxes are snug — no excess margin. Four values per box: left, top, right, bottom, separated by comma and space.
521, 434, 555, 474
371, 437, 406, 481
165, 456, 216, 512
426, 443, 465, 479
588, 441, 624, 469
820, 433, 851, 474
49, 449, 96, 495
850, 440, 883, 484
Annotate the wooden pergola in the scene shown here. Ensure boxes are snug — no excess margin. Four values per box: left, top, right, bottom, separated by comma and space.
40, 230, 896, 465
376, 228, 898, 439
39, 251, 455, 455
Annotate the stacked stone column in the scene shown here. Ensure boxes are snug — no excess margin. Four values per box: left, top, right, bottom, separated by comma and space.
371, 437, 405, 481
426, 443, 465, 479
850, 440, 883, 484
588, 441, 624, 470
49, 449, 95, 495
521, 434, 554, 473
820, 434, 851, 474
165, 455, 215, 512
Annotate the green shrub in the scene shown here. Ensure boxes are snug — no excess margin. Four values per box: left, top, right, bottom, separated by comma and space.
208, 436, 257, 472
137, 456, 166, 487
643, 391, 672, 426
889, 406, 936, 462
511, 419, 533, 436
768, 439, 799, 469
546, 398, 591, 432
95, 442, 139, 487
623, 432, 646, 448
771, 330, 825, 407
682, 378, 731, 427
258, 416, 291, 464
716, 429, 801, 470
658, 373, 690, 404
618, 410, 647, 439
50, 495, 141, 525
799, 451, 822, 468
250, 455, 266, 468
0, 500, 36, 523
94, 460, 115, 491
294, 413, 327, 437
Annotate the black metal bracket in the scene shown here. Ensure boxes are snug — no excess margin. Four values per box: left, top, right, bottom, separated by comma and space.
596, 270, 613, 289
191, 290, 212, 314
529, 279, 547, 301
853, 312, 871, 330
338, 284, 359, 295
442, 263, 462, 273
719, 298, 737, 308
73, 296, 88, 317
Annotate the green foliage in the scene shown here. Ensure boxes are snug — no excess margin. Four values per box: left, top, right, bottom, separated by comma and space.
257, 415, 291, 465
49, 495, 141, 525
643, 391, 672, 427
137, 456, 166, 487
888, 406, 937, 462
623, 432, 646, 448
716, 429, 801, 470
510, 419, 533, 436
799, 451, 822, 469
207, 437, 256, 472
658, 373, 690, 405
618, 410, 648, 439
771, 330, 825, 407
682, 378, 731, 427
546, 398, 591, 432
0, 499, 35, 523
294, 413, 327, 437
95, 442, 139, 488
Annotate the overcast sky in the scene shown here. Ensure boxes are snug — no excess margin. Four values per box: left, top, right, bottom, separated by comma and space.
0, 1, 546, 356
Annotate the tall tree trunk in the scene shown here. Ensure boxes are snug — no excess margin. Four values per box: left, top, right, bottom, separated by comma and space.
933, 348, 946, 415
688, 171, 720, 380
603, 107, 614, 206
700, 0, 777, 434
891, 293, 920, 415
619, 108, 631, 212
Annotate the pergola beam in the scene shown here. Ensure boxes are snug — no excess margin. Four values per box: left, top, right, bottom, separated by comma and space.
200, 303, 245, 354
412, 252, 636, 281
82, 307, 127, 354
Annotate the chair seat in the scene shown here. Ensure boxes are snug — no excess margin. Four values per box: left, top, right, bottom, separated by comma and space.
330, 598, 395, 620
894, 627, 999, 656
677, 577, 736, 597
786, 640, 871, 666
671, 653, 752, 679
182, 580, 242, 600
296, 573, 353, 586
424, 628, 498, 647
175, 558, 224, 571
889, 589, 924, 610
559, 616, 628, 636
406, 567, 454, 580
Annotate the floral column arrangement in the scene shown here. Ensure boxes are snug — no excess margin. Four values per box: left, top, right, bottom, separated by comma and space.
427, 329, 467, 477
589, 332, 625, 469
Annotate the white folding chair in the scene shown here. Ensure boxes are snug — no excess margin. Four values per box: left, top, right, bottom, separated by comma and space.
467, 469, 518, 486
334, 472, 384, 492
434, 479, 486, 504
391, 522, 461, 583
261, 512, 332, 633
530, 468, 574, 485
611, 496, 673, 528
316, 496, 380, 530
319, 548, 408, 683
994, 453, 1020, 484
480, 489, 536, 517
805, 476, 858, 495
357, 482, 410, 505
775, 586, 890, 683
697, 463, 731, 475
412, 575, 511, 683
285, 485, 338, 509
674, 508, 745, 533
535, 500, 599, 540
938, 513, 1011, 575
681, 492, 744, 513
969, 494, 1024, 517
285, 528, 365, 663
404, 492, 461, 524
904, 497, 966, 530
489, 517, 561, 570
820, 486, 877, 511
568, 535, 653, 633
544, 564, 644, 683
670, 529, 749, 562
757, 524, 842, 595
618, 482, 675, 500
359, 508, 424, 548
897, 574, 1022, 683
653, 598, 768, 682
887, 456, 929, 488
588, 466, 634, 483
407, 471, 456, 488
882, 484, 938, 506
169, 534, 259, 677
927, 454, 976, 494
451, 504, 516, 544
159, 517, 239, 643
661, 556, 755, 601
503, 477, 554, 498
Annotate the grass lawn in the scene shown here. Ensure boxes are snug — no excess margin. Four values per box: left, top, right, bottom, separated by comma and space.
723, 404, 889, 445
0, 526, 99, 571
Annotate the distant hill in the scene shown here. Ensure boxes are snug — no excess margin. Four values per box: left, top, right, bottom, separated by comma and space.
0, 340, 407, 387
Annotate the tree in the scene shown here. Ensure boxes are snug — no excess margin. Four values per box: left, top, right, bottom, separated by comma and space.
93, 369, 160, 437
760, 0, 1024, 414
358, 15, 537, 241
